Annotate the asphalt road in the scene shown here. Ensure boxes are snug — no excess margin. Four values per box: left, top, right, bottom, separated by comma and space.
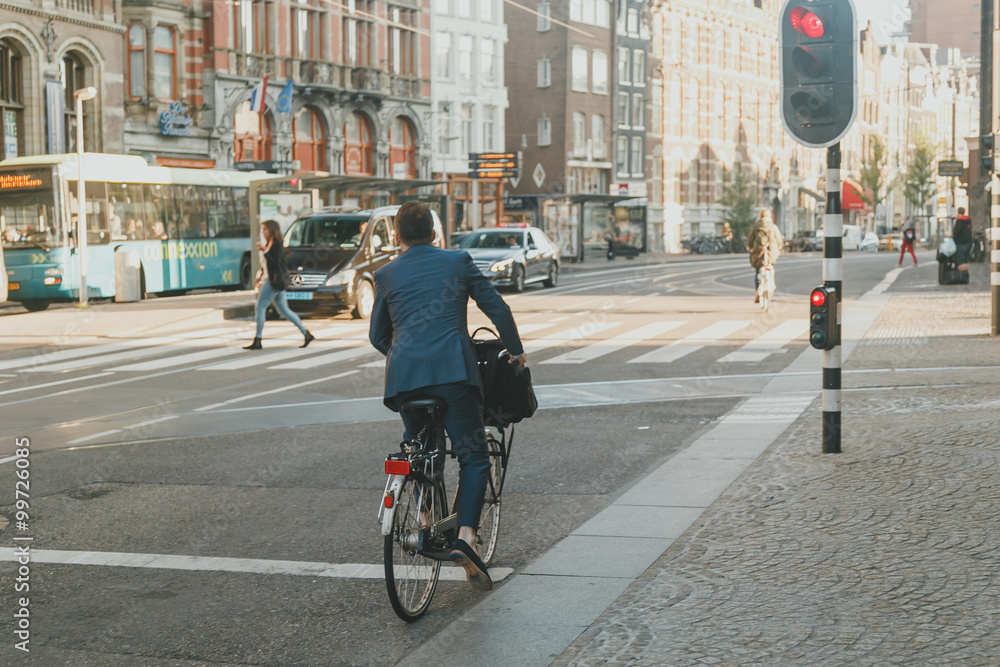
0, 250, 923, 665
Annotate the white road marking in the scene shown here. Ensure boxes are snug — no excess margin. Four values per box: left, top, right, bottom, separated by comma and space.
0, 372, 114, 396
0, 338, 172, 372
195, 370, 359, 412
0, 548, 514, 582
629, 320, 751, 364
67, 429, 123, 445
269, 344, 378, 370
542, 321, 686, 364
717, 319, 809, 363
19, 337, 213, 373
525, 322, 621, 356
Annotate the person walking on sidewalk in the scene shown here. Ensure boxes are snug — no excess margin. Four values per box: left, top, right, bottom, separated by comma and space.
244, 219, 315, 350
899, 219, 918, 265
952, 207, 973, 272
746, 209, 783, 303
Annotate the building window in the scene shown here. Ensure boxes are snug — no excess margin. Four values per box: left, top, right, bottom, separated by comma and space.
537, 2, 551, 30
481, 38, 496, 84
632, 49, 645, 85
389, 116, 416, 178
390, 8, 417, 76
344, 0, 375, 67
537, 56, 551, 87
438, 102, 454, 154
630, 137, 643, 175
616, 136, 628, 176
592, 50, 608, 94
127, 24, 146, 99
617, 47, 630, 85
436, 0, 451, 14
343, 111, 373, 175
627, 9, 639, 36
293, 106, 326, 171
459, 35, 473, 90
482, 105, 496, 151
573, 112, 586, 156
292, 1, 323, 60
153, 27, 176, 100
571, 47, 588, 92
62, 53, 90, 152
461, 103, 474, 154
570, 0, 581, 21
481, 0, 495, 22
617, 92, 629, 127
537, 115, 551, 146
458, 0, 471, 17
0, 39, 24, 159
569, 0, 608, 26
632, 93, 644, 128
596, 0, 609, 27
234, 100, 272, 162
592, 114, 605, 158
234, 0, 270, 54
435, 32, 452, 79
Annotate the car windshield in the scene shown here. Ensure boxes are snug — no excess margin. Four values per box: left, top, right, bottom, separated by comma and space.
285, 216, 367, 248
459, 231, 524, 249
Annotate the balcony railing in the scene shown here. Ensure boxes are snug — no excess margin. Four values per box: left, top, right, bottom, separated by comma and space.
56, 0, 95, 14
229, 52, 275, 78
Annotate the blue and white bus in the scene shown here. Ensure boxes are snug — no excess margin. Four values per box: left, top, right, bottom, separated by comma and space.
0, 153, 264, 310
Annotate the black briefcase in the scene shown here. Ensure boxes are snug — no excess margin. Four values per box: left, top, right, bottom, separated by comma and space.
472, 328, 538, 428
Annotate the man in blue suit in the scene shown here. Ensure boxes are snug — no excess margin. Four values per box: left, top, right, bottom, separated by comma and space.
370, 202, 526, 591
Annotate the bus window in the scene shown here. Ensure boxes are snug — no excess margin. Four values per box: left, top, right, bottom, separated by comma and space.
108, 183, 143, 241
0, 193, 57, 248
179, 186, 209, 238
206, 186, 235, 238
143, 184, 170, 240
68, 182, 110, 245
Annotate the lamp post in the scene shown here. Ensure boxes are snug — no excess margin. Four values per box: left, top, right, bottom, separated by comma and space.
73, 86, 97, 307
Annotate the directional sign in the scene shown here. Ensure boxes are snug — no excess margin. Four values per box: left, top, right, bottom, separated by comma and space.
937, 160, 964, 177
468, 152, 520, 179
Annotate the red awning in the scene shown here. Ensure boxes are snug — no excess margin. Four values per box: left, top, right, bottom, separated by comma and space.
842, 180, 869, 211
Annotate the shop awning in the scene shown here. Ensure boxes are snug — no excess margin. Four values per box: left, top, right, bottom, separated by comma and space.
842, 180, 869, 211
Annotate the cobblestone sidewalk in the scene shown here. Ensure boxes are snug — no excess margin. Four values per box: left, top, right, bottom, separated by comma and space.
554, 293, 1000, 666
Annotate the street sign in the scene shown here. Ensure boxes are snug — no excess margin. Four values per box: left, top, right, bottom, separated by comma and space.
234, 160, 300, 173
937, 160, 964, 177
468, 152, 519, 179
779, 0, 858, 148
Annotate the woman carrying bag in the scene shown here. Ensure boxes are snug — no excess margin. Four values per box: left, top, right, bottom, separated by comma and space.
244, 220, 315, 350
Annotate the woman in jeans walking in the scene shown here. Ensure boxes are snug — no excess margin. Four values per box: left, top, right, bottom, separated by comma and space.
244, 220, 315, 350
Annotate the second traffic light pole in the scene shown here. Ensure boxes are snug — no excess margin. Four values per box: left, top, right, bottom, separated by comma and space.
823, 143, 842, 454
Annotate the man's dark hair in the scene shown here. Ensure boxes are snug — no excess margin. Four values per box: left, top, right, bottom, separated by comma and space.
395, 202, 434, 244
958, 207, 966, 215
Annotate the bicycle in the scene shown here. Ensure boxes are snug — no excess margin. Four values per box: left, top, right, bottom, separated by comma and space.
378, 398, 512, 622
756, 263, 775, 313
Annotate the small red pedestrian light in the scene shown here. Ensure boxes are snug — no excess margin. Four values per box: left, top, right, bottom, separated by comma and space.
790, 6, 824, 38
811, 289, 826, 307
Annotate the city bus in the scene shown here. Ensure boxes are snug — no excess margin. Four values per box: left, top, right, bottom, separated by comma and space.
0, 153, 264, 311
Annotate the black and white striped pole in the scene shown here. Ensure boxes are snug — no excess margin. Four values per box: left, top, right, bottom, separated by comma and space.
992, 174, 1000, 336
822, 144, 842, 453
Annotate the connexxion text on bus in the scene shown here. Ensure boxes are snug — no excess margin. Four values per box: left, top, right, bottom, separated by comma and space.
0, 153, 266, 311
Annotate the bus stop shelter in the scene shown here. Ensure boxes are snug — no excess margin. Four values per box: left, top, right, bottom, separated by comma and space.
248, 173, 445, 276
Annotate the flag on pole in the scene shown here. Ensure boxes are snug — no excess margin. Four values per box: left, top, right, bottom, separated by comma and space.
249, 75, 268, 113
276, 80, 294, 114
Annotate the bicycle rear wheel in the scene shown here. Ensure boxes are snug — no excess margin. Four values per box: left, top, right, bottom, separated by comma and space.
477, 432, 505, 567
385, 478, 444, 622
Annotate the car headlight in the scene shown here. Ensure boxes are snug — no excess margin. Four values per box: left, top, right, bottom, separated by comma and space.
490, 258, 514, 273
325, 268, 356, 286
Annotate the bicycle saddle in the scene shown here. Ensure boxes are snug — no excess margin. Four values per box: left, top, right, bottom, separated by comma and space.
400, 397, 446, 414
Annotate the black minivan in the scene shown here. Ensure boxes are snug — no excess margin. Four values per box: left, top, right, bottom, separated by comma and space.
281, 205, 443, 319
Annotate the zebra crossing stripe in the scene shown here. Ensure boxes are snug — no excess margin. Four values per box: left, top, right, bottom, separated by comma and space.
541, 321, 686, 364
268, 344, 378, 370
628, 320, 751, 364
717, 320, 809, 363
19, 337, 213, 373
525, 322, 621, 356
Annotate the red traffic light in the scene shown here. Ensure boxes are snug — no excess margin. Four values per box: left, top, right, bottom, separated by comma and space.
811, 289, 827, 307
790, 6, 824, 38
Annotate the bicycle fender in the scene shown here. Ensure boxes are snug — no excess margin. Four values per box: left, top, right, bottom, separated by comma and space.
380, 475, 405, 536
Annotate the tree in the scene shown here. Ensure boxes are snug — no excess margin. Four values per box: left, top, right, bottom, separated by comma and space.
718, 165, 759, 245
858, 135, 888, 228
904, 134, 937, 228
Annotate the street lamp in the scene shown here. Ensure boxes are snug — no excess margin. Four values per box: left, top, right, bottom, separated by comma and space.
74, 86, 97, 308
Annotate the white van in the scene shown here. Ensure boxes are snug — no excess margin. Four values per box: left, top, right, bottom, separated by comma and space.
841, 225, 862, 250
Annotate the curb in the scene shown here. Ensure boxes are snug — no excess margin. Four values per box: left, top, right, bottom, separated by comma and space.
221, 303, 255, 320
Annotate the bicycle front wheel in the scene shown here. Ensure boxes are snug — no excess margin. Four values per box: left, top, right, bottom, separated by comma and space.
477, 432, 505, 567
385, 478, 444, 622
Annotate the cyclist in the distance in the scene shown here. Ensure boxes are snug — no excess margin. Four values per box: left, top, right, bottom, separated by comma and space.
369, 202, 526, 592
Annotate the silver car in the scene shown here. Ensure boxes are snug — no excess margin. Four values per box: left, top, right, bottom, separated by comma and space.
458, 226, 560, 292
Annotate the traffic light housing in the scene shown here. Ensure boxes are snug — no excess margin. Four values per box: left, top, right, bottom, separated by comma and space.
779, 0, 857, 148
809, 286, 839, 350
981, 135, 994, 173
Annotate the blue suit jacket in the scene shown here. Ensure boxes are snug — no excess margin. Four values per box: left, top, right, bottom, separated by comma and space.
369, 244, 524, 409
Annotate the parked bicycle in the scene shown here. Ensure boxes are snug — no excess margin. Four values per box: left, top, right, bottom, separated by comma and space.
378, 398, 512, 622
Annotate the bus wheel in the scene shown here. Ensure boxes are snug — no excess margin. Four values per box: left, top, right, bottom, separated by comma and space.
240, 255, 253, 290
22, 300, 50, 312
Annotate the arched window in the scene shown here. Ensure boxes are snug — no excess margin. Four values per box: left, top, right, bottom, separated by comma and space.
389, 116, 416, 179
0, 39, 24, 159
127, 24, 146, 99
233, 100, 272, 162
153, 26, 176, 100
62, 52, 96, 152
293, 106, 326, 171
343, 111, 373, 175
